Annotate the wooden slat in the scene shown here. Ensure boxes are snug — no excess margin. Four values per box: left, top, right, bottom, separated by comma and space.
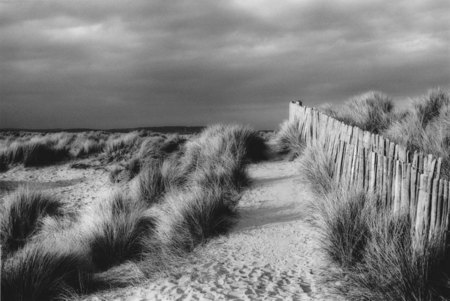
335, 141, 345, 183
364, 148, 370, 191
349, 126, 355, 145
377, 155, 384, 196
386, 157, 393, 208
436, 157, 442, 181
443, 180, 449, 231
350, 142, 358, 185
369, 152, 376, 193
398, 145, 407, 162
341, 141, 349, 184
303, 107, 311, 143
424, 154, 429, 174
428, 154, 434, 174
393, 160, 402, 215
381, 155, 388, 205
394, 144, 399, 161
414, 174, 430, 251
388, 142, 395, 160
437, 179, 444, 230
410, 159, 418, 226
401, 162, 411, 214
427, 159, 437, 193
363, 131, 371, 150
358, 146, 365, 190
380, 135, 385, 156
358, 128, 364, 151
345, 143, 354, 188
429, 178, 439, 238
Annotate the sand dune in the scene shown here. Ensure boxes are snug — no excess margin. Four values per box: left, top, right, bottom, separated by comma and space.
79, 161, 344, 300
1, 160, 344, 300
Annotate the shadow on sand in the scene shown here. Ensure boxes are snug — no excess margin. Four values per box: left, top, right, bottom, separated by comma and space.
251, 174, 296, 187
235, 202, 306, 232
0, 178, 85, 197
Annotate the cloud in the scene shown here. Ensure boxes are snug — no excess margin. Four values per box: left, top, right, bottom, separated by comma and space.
1, 0, 449, 129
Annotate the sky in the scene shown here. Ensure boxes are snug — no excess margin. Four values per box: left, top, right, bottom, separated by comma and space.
1, 0, 449, 130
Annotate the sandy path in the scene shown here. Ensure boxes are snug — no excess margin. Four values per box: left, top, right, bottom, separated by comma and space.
89, 161, 344, 301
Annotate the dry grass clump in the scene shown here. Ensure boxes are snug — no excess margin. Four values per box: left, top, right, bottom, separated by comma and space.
316, 188, 374, 269
70, 138, 105, 158
0, 131, 190, 172
298, 143, 450, 300
194, 124, 268, 163
139, 134, 186, 161
152, 185, 239, 252
317, 88, 450, 179
271, 118, 307, 160
385, 88, 450, 178
108, 158, 142, 183
413, 88, 450, 126
297, 143, 335, 196
0, 189, 89, 300
109, 134, 187, 184
131, 160, 167, 205
1, 239, 92, 301
345, 216, 448, 301
131, 124, 261, 203
0, 140, 69, 168
321, 91, 394, 134
0, 188, 75, 259
104, 132, 142, 162
306, 180, 450, 299
0, 131, 111, 171
132, 124, 265, 190
1, 124, 267, 300
190, 155, 250, 192
85, 192, 155, 271
143, 124, 261, 253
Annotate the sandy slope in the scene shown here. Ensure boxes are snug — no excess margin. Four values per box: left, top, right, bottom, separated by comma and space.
85, 161, 344, 301
0, 162, 112, 209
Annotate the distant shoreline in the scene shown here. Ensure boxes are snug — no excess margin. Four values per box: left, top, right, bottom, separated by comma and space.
0, 126, 274, 134
0, 126, 206, 134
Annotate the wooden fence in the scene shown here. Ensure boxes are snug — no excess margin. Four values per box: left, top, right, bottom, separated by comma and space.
289, 101, 449, 251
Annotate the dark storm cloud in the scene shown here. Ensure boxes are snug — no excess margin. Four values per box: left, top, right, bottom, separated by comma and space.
1, 0, 449, 129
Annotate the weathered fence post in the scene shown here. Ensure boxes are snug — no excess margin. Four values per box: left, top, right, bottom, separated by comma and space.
414, 174, 430, 251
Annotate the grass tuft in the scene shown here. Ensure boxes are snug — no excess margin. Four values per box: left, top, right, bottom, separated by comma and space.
272, 118, 306, 160
298, 143, 335, 196
0, 187, 74, 258
152, 186, 240, 252
1, 238, 92, 301
87, 192, 156, 271
322, 91, 394, 134
384, 88, 450, 179
131, 159, 167, 205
